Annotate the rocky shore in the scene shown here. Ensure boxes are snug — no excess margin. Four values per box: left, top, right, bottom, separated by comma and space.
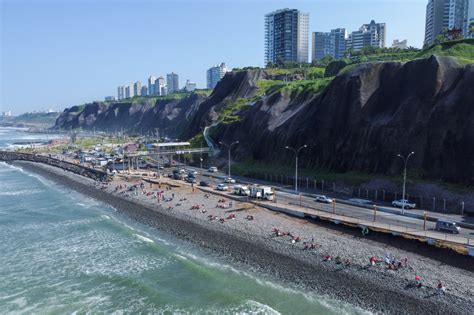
11, 161, 474, 314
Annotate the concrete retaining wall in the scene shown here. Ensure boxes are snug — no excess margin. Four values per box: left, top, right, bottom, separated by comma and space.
0, 151, 109, 181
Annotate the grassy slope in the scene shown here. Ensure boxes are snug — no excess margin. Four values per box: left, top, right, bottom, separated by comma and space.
218, 40, 474, 188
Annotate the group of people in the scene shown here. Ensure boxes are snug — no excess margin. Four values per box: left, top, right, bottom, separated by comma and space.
216, 198, 232, 209
413, 276, 446, 295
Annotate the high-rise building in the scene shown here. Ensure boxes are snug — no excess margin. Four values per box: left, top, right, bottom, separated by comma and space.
185, 80, 197, 92
346, 20, 386, 52
424, 0, 473, 44
141, 85, 148, 97
312, 32, 331, 61
467, 0, 474, 38
206, 62, 229, 89
161, 86, 168, 96
166, 72, 179, 93
264, 8, 309, 65
133, 81, 142, 97
125, 85, 134, 99
148, 75, 157, 96
154, 76, 166, 96
392, 39, 408, 49
2, 110, 12, 117
117, 86, 123, 100
105, 96, 116, 102
312, 29, 347, 61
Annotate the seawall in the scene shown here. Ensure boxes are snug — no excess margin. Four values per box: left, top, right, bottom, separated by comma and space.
0, 151, 109, 181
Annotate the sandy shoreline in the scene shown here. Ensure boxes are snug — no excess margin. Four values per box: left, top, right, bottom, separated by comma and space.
11, 161, 474, 314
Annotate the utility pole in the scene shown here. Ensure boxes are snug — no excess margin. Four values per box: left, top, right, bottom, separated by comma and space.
397, 151, 415, 215
219, 140, 239, 178
285, 144, 307, 193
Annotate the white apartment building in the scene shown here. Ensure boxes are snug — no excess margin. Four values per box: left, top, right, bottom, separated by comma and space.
206, 62, 229, 89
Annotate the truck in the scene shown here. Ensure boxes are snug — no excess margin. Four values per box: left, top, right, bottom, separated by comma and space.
233, 185, 250, 196
249, 185, 274, 201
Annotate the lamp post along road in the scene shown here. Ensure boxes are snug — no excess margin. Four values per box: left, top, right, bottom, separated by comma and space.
397, 151, 415, 215
285, 144, 307, 193
220, 141, 239, 178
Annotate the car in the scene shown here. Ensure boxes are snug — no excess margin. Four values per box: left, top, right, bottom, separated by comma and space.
208, 166, 218, 173
216, 183, 228, 191
172, 173, 183, 180
392, 199, 416, 209
191, 170, 198, 175
185, 177, 196, 183
435, 219, 461, 234
315, 195, 333, 203
187, 172, 196, 179
199, 180, 210, 187
224, 177, 236, 183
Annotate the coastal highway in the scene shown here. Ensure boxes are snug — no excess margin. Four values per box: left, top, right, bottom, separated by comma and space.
180, 166, 474, 240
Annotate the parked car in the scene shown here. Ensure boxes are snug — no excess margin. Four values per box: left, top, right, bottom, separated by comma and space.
187, 172, 196, 179
315, 195, 333, 203
190, 170, 198, 175
208, 166, 218, 172
435, 220, 461, 234
224, 177, 236, 183
199, 180, 210, 187
172, 173, 183, 180
216, 183, 228, 191
391, 199, 416, 209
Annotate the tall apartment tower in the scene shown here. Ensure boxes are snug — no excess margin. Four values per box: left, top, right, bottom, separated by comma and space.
264, 8, 309, 65
148, 75, 157, 96
312, 28, 347, 61
124, 85, 133, 99
424, 0, 473, 45
346, 20, 386, 52
141, 85, 148, 97
117, 86, 124, 100
154, 77, 165, 96
468, 0, 474, 38
206, 62, 229, 89
166, 73, 179, 93
133, 81, 142, 97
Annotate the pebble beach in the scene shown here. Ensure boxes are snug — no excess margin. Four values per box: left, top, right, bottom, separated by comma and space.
13, 161, 474, 314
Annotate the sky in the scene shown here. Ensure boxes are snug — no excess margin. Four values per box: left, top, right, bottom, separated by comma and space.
1, 0, 427, 114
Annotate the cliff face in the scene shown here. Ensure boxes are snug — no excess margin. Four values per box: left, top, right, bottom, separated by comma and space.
55, 93, 206, 137
54, 56, 474, 184
212, 56, 474, 184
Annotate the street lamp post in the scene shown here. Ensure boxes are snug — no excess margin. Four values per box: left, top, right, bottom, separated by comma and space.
219, 140, 239, 178
285, 144, 307, 193
397, 151, 415, 215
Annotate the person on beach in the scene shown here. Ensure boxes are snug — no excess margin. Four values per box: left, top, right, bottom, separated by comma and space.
370, 256, 377, 266
437, 282, 446, 295
415, 276, 422, 288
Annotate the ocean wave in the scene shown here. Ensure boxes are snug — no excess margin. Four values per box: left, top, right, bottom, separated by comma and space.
0, 189, 45, 196
134, 234, 154, 243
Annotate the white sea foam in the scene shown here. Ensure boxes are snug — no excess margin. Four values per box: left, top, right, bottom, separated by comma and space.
0, 189, 44, 196
134, 234, 154, 243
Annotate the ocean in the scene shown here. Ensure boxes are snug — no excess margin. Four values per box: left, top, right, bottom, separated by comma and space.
0, 128, 362, 314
